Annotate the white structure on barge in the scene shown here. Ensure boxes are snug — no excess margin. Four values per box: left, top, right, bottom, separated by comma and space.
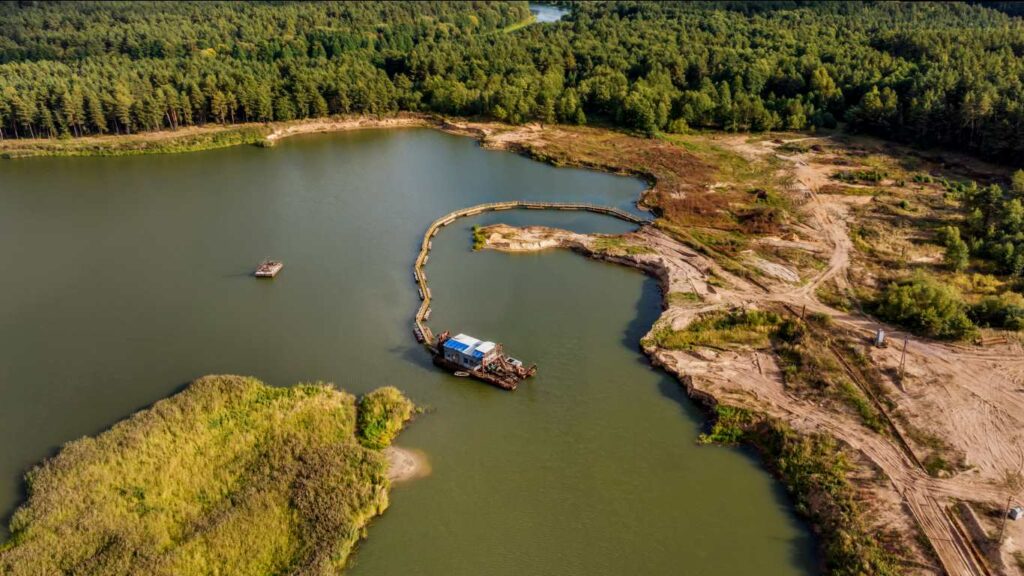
440, 333, 499, 370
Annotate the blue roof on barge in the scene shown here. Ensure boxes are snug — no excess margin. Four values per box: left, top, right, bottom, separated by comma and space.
443, 334, 497, 359
443, 339, 471, 352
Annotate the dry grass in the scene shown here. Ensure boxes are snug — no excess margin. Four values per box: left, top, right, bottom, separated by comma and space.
0, 375, 414, 576
591, 236, 653, 255
667, 291, 702, 306
646, 308, 781, 351
772, 316, 887, 434
514, 125, 714, 203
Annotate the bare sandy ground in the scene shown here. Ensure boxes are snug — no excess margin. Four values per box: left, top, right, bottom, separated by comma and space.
10, 113, 1019, 572
384, 446, 431, 483
264, 115, 432, 143
477, 134, 1024, 576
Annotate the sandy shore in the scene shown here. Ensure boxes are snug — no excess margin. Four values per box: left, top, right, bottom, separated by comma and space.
475, 135, 1024, 573
264, 114, 432, 143
384, 446, 431, 482
0, 113, 441, 159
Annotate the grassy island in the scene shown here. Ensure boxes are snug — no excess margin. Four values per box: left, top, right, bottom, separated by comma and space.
0, 375, 415, 576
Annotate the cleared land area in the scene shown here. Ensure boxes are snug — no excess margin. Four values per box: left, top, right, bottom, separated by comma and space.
472, 122, 1024, 576
3, 113, 1023, 575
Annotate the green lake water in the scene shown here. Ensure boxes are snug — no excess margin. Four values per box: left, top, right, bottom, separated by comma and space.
0, 128, 818, 574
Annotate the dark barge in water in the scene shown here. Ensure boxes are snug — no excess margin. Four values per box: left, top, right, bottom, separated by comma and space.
254, 259, 284, 278
432, 331, 536, 390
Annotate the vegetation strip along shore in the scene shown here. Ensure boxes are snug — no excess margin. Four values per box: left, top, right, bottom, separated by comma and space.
0, 376, 417, 575
466, 121, 1024, 575
4, 106, 1022, 575
3, 2, 1024, 163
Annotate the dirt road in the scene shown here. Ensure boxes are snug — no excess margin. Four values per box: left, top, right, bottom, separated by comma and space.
479, 135, 1023, 575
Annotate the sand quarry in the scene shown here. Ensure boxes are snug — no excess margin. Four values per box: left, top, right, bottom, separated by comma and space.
479, 131, 1024, 576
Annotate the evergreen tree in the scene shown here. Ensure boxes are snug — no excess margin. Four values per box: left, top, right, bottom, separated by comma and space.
0, 0, 1021, 162
85, 92, 107, 134
1013, 170, 1024, 195
940, 226, 970, 272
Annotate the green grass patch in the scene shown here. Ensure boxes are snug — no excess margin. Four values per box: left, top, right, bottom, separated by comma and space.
656, 222, 757, 280
765, 246, 826, 272
777, 141, 811, 154
647, 308, 781, 351
816, 282, 856, 312
663, 135, 765, 185
848, 225, 877, 256
0, 126, 270, 159
706, 273, 728, 288
834, 168, 887, 184
592, 236, 653, 255
773, 317, 887, 434
649, 306, 889, 434
497, 14, 536, 33
922, 453, 953, 478
0, 375, 415, 575
472, 225, 486, 250
698, 405, 758, 444
836, 380, 885, 434
829, 185, 883, 197
667, 291, 702, 306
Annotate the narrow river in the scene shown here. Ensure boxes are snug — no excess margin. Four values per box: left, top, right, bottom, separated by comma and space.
0, 128, 817, 574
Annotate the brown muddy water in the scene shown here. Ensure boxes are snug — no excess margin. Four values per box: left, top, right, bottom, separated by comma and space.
0, 128, 818, 574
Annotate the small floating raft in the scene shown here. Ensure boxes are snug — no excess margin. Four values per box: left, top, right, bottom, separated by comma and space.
254, 259, 284, 278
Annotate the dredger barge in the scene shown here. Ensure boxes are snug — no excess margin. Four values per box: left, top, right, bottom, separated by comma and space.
431, 331, 537, 391
411, 202, 649, 390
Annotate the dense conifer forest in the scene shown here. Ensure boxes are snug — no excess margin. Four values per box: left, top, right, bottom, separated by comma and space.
1, 1, 1023, 162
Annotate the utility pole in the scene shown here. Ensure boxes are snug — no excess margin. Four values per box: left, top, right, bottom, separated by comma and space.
998, 494, 1013, 544
999, 471, 1024, 544
898, 335, 908, 383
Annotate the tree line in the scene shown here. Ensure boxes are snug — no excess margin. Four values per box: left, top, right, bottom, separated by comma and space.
1, 1, 1023, 164
944, 170, 1024, 276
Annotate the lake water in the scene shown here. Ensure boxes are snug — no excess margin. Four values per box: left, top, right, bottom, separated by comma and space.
530, 3, 568, 23
0, 129, 817, 574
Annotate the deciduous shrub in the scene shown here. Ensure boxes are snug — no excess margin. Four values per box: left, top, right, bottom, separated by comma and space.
357, 387, 415, 449
702, 407, 901, 575
874, 273, 975, 339
970, 292, 1024, 330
